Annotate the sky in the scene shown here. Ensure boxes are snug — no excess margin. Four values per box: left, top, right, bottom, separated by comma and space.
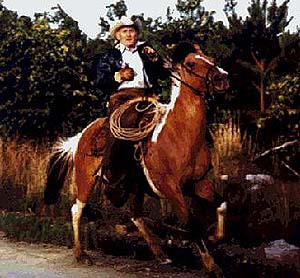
2, 0, 299, 39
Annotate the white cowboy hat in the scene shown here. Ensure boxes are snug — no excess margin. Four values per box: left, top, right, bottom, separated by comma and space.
110, 16, 142, 39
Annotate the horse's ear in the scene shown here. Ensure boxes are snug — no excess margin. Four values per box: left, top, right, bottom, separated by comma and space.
171, 42, 196, 64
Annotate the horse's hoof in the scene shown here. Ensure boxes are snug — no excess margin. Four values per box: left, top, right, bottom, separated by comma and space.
75, 253, 93, 265
200, 251, 223, 276
157, 255, 172, 265
208, 234, 224, 243
208, 235, 217, 243
160, 258, 172, 265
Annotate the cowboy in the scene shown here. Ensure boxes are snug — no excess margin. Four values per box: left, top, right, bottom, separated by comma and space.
96, 16, 170, 113
96, 16, 170, 206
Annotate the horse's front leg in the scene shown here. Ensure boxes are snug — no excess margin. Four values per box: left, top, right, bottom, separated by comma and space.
215, 202, 227, 241
194, 178, 227, 242
130, 192, 171, 264
131, 217, 171, 264
193, 146, 227, 242
192, 240, 223, 274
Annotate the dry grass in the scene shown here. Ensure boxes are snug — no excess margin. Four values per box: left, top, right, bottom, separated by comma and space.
0, 137, 51, 196
0, 122, 249, 197
0, 119, 253, 211
0, 137, 86, 214
210, 117, 253, 178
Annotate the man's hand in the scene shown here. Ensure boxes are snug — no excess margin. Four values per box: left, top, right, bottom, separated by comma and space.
114, 67, 134, 82
119, 67, 134, 81
142, 46, 158, 62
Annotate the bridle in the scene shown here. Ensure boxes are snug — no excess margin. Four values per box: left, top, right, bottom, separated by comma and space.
169, 56, 226, 97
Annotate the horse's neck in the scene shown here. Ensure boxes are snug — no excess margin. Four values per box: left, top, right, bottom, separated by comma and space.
171, 75, 205, 120
168, 75, 181, 110
151, 74, 205, 143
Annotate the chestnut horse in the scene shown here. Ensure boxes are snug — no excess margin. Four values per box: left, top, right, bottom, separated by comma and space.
44, 52, 229, 272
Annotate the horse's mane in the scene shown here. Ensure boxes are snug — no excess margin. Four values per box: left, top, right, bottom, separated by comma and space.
151, 73, 181, 143
172, 41, 197, 63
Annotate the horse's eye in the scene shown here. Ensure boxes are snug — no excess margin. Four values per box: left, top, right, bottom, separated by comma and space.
186, 61, 195, 69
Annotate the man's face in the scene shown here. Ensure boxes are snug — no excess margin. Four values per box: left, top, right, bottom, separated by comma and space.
115, 26, 138, 48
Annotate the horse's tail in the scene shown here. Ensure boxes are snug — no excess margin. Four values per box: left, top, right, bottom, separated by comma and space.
44, 134, 82, 205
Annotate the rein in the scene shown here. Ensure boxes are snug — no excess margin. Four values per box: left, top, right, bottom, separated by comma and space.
169, 72, 205, 97
169, 62, 218, 97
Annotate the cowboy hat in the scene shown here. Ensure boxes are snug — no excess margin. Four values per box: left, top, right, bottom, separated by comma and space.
110, 16, 142, 39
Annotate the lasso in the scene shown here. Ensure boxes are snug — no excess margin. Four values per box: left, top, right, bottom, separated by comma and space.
109, 97, 164, 141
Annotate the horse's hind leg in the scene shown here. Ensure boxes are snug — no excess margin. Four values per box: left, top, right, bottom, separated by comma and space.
71, 198, 88, 263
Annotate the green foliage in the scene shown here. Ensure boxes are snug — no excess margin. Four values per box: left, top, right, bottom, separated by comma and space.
277, 32, 300, 74
106, 0, 127, 20
1, 0, 299, 146
255, 73, 300, 177
265, 73, 300, 137
224, 0, 292, 111
254, 32, 300, 146
0, 213, 73, 246
0, 4, 105, 139
156, 0, 219, 49
98, 0, 127, 38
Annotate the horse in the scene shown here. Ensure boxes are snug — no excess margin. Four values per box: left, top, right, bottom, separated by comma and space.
44, 51, 229, 272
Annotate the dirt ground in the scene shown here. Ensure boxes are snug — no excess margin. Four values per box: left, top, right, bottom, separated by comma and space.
1, 174, 300, 277
2, 229, 300, 278
0, 238, 134, 278
0, 234, 207, 278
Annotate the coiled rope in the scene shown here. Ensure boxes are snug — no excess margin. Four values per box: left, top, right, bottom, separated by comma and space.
109, 96, 165, 141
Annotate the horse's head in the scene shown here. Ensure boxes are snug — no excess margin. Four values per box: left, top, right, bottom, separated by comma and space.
179, 53, 229, 95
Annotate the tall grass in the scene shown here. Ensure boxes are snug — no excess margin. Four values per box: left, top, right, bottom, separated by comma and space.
0, 137, 87, 214
0, 137, 74, 214
210, 117, 253, 178
0, 117, 253, 212
0, 137, 51, 196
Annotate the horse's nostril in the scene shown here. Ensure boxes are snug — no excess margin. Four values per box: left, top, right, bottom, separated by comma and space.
212, 73, 229, 91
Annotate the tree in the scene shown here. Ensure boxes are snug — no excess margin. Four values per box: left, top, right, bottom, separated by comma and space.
98, 0, 127, 39
263, 34, 300, 140
0, 4, 103, 139
225, 0, 292, 112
